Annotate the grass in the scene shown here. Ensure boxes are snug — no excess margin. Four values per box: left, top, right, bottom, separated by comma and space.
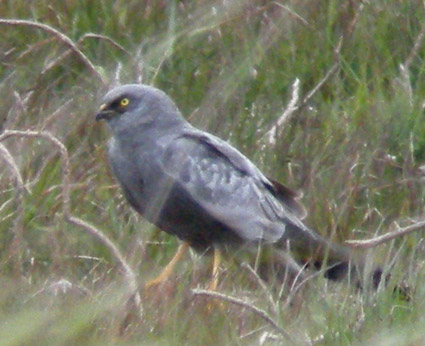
1, 0, 425, 344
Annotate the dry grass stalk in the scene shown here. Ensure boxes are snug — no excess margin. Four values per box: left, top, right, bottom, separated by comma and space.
191, 288, 300, 345
346, 219, 425, 249
264, 78, 300, 145
241, 263, 278, 316
0, 129, 143, 319
0, 19, 106, 85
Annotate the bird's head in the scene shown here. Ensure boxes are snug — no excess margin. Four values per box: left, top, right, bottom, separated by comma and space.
96, 84, 185, 136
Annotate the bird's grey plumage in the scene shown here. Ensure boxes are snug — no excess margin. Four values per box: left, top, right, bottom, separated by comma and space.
96, 84, 380, 284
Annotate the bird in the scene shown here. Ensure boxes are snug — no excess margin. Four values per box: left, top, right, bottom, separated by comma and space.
96, 84, 382, 290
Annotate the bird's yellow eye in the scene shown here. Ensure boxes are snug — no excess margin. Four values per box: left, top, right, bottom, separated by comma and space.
120, 98, 130, 107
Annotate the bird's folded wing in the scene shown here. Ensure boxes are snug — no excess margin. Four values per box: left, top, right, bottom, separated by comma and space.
180, 128, 306, 219
158, 129, 307, 243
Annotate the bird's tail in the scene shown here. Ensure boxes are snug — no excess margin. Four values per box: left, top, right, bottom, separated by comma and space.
278, 221, 384, 288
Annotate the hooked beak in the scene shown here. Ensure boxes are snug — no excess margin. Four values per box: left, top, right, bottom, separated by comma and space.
95, 103, 114, 121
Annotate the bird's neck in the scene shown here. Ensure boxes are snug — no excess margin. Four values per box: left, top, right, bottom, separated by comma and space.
110, 119, 188, 150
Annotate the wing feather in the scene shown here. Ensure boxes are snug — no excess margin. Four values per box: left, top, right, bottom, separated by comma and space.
159, 128, 306, 243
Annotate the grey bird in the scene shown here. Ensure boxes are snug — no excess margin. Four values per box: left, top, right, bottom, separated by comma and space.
96, 84, 381, 289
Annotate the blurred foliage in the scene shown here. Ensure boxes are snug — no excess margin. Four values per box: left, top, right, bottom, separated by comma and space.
1, 0, 425, 344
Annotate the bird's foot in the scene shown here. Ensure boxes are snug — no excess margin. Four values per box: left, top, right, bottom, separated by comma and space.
144, 242, 189, 291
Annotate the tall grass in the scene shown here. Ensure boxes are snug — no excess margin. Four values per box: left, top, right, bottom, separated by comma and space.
1, 0, 425, 344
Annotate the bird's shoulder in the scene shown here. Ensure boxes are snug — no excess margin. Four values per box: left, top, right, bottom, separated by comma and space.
170, 127, 269, 180
161, 128, 262, 182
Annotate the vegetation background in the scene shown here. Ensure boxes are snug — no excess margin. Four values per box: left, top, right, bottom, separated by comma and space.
1, 0, 425, 344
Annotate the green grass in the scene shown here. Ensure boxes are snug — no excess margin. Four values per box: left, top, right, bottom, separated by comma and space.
1, 0, 425, 344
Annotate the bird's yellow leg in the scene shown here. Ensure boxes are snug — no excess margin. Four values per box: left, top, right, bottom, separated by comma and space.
145, 242, 189, 289
208, 247, 221, 291
205, 247, 225, 311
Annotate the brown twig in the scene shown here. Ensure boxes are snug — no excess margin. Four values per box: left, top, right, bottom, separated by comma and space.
82, 33, 128, 53
0, 19, 106, 85
272, 2, 310, 28
80, 33, 143, 80
282, 266, 333, 311
0, 142, 27, 274
262, 38, 342, 146
398, 64, 413, 105
41, 98, 74, 130
402, 18, 425, 72
41, 32, 136, 81
0, 129, 142, 318
397, 18, 425, 105
301, 62, 339, 109
241, 263, 277, 316
346, 219, 425, 249
262, 1, 369, 146
0, 143, 26, 191
66, 215, 142, 311
263, 78, 300, 145
191, 289, 299, 345
16, 38, 56, 61
0, 130, 72, 214
299, 36, 343, 110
